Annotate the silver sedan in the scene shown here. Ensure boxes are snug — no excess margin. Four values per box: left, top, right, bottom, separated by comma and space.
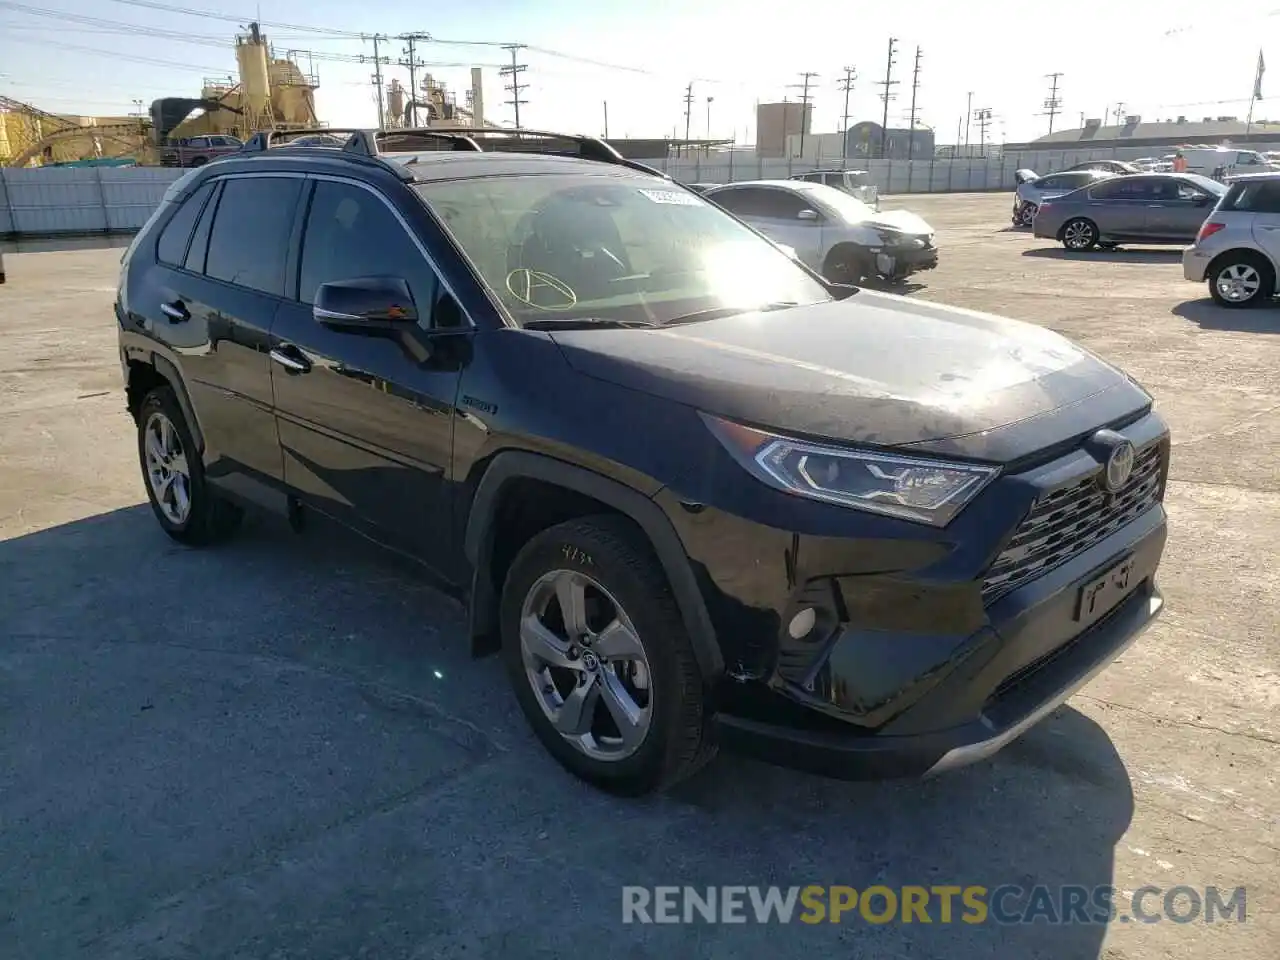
1033, 174, 1226, 250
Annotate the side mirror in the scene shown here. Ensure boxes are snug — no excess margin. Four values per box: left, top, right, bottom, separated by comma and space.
1194, 194, 1213, 207
313, 277, 417, 332
797, 208, 820, 221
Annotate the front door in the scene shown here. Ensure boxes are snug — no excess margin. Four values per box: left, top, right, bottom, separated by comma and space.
749, 187, 827, 268
270, 177, 468, 573
1145, 179, 1215, 241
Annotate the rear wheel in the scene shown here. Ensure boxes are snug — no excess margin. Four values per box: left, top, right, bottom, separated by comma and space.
1015, 202, 1037, 227
1208, 252, 1275, 307
500, 516, 715, 795
1061, 218, 1098, 251
137, 386, 241, 545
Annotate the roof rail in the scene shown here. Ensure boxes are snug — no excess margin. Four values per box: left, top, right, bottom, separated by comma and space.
376, 126, 670, 178
240, 128, 379, 156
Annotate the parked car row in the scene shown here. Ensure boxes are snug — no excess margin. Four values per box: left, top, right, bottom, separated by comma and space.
1018, 165, 1280, 309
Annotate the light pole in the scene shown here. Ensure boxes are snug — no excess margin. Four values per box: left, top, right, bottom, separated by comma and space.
706, 96, 714, 140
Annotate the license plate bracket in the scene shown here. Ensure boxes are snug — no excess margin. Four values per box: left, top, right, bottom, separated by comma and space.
1075, 555, 1137, 627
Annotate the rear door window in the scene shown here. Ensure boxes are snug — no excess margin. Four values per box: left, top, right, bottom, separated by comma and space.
1090, 178, 1154, 201
155, 181, 215, 267
1225, 180, 1280, 213
204, 176, 303, 296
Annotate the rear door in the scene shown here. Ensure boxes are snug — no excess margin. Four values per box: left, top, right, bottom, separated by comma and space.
1244, 180, 1280, 266
1085, 177, 1156, 239
142, 173, 300, 489
269, 176, 468, 571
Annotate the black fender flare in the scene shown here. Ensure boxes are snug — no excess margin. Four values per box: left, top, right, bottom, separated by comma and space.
151, 353, 206, 455
464, 450, 725, 683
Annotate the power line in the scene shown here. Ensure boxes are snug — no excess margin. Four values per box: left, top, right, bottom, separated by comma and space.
360, 34, 389, 130
906, 46, 922, 160
682, 82, 694, 155
500, 43, 528, 128
875, 37, 899, 159
399, 32, 429, 126
95, 0, 362, 36
788, 71, 818, 157
837, 66, 856, 162
974, 106, 993, 156
1043, 72, 1064, 135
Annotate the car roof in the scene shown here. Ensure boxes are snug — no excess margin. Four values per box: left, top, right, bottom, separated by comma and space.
1224, 170, 1280, 182
708, 179, 811, 190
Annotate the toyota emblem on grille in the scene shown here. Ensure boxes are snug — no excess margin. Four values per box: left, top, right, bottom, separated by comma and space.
1102, 440, 1136, 493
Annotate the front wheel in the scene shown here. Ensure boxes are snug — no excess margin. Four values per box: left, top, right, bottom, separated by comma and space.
1061, 218, 1099, 251
1209, 252, 1275, 307
500, 516, 715, 795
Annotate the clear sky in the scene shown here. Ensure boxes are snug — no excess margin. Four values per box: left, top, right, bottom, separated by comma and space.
0, 0, 1274, 145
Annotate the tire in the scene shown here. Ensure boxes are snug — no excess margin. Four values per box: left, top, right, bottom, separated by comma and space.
1016, 202, 1037, 227
499, 515, 715, 795
1098, 242, 1120, 251
821, 244, 866, 285
137, 386, 242, 545
1207, 251, 1275, 308
1061, 218, 1098, 251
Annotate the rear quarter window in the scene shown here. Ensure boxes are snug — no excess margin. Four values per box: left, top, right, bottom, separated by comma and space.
155, 181, 215, 266
1224, 180, 1280, 214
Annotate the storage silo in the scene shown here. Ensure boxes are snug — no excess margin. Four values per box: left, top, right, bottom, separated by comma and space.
235, 22, 273, 132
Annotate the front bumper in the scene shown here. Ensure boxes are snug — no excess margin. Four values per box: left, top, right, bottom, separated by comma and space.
677, 413, 1171, 780
877, 243, 939, 279
1182, 245, 1210, 282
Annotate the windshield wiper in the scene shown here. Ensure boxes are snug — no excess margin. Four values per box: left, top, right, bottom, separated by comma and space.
521, 316, 660, 331
665, 301, 801, 325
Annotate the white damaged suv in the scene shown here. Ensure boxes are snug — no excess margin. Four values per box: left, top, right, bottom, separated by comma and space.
704, 180, 937, 286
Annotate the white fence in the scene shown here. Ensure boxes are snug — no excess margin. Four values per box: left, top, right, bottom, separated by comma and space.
6, 136, 1280, 237
0, 166, 183, 238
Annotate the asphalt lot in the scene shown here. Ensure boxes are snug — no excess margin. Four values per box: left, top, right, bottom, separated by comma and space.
1, 194, 1276, 959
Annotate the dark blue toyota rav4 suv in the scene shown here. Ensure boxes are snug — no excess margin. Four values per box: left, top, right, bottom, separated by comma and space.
116, 127, 1168, 794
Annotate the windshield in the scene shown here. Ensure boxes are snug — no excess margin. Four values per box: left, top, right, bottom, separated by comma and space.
787, 182, 875, 223
415, 175, 831, 326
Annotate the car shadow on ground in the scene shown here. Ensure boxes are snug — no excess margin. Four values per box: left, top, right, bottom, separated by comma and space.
1, 504, 1134, 959
1021, 247, 1184, 264
1172, 297, 1280, 332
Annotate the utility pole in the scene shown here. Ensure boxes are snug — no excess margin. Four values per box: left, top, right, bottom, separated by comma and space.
1113, 102, 1126, 126
361, 34, 390, 130
876, 38, 899, 159
706, 95, 714, 139
789, 71, 818, 158
974, 106, 993, 156
603, 100, 609, 138
682, 82, 694, 155
837, 66, 856, 162
500, 44, 528, 128
399, 33, 430, 127
906, 45, 922, 160
964, 90, 973, 157
1042, 72, 1063, 135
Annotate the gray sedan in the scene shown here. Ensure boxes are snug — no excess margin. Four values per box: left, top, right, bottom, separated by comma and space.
1033, 173, 1227, 250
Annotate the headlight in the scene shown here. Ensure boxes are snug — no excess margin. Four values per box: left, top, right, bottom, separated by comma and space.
704, 414, 999, 526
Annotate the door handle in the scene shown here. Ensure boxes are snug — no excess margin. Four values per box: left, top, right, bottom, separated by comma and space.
1261, 225, 1280, 231
269, 346, 311, 374
160, 300, 190, 322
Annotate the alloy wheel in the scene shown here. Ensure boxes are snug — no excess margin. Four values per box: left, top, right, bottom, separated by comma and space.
1063, 220, 1096, 250
143, 410, 192, 525
518, 569, 653, 761
1018, 203, 1037, 226
1215, 263, 1262, 303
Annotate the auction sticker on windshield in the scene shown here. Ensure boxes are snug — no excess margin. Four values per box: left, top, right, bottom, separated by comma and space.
640, 189, 702, 206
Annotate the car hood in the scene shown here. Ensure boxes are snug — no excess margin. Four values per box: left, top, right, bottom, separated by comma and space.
861, 208, 933, 236
546, 291, 1150, 462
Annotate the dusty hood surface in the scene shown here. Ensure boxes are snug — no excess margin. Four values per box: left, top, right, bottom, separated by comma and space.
547, 290, 1150, 461
862, 208, 933, 236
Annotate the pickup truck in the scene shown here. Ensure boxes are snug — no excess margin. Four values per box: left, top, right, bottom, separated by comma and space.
159, 135, 243, 167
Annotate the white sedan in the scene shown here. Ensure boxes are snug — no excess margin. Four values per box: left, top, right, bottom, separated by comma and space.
703, 180, 937, 285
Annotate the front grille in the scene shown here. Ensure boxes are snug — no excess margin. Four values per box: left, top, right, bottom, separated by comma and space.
982, 443, 1164, 604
